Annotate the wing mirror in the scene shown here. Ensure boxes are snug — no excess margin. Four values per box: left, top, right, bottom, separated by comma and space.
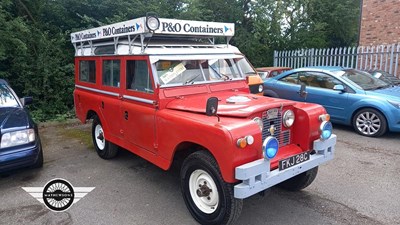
299, 83, 308, 99
20, 97, 33, 106
333, 84, 345, 92
206, 97, 220, 122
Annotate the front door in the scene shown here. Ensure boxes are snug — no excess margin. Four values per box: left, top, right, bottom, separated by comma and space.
121, 57, 157, 153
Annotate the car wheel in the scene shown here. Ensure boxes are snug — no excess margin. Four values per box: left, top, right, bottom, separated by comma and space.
180, 151, 242, 225
278, 167, 318, 191
92, 116, 118, 159
352, 108, 387, 137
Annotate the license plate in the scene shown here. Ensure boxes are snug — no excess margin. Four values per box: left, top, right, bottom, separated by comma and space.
279, 152, 310, 171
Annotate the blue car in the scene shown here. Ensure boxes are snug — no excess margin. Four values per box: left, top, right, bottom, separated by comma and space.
0, 79, 43, 173
264, 66, 400, 137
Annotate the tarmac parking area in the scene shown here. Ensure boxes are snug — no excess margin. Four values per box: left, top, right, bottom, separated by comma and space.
0, 121, 399, 225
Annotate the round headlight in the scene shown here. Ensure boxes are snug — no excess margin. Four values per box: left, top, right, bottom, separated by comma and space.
262, 136, 279, 159
252, 117, 263, 131
258, 84, 263, 93
283, 110, 295, 128
146, 16, 160, 31
320, 121, 333, 140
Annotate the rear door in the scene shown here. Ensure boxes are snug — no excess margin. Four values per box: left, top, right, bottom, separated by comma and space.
120, 57, 157, 153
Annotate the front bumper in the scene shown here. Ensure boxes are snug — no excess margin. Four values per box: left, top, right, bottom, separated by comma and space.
234, 134, 336, 199
0, 140, 41, 173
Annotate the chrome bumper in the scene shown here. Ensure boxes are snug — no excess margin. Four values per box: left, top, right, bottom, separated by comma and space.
234, 134, 336, 199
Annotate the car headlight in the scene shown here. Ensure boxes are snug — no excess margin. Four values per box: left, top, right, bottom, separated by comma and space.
258, 84, 263, 93
252, 117, 263, 131
1, 129, 35, 148
283, 110, 295, 128
320, 121, 333, 140
262, 136, 279, 159
387, 100, 400, 108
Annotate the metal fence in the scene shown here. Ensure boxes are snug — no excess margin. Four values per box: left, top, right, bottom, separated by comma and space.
273, 43, 400, 77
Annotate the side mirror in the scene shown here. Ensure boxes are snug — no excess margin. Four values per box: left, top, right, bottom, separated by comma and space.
333, 84, 345, 92
20, 97, 33, 106
299, 83, 308, 99
206, 97, 218, 116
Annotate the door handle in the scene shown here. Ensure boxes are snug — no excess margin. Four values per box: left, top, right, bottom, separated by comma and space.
124, 111, 128, 120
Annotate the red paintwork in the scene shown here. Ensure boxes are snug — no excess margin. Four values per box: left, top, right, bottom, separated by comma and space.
74, 55, 327, 183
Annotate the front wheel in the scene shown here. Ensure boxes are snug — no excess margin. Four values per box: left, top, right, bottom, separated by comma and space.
92, 116, 118, 159
180, 151, 242, 225
352, 108, 387, 137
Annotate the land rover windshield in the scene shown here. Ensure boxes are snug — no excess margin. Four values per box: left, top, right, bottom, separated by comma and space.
152, 55, 255, 86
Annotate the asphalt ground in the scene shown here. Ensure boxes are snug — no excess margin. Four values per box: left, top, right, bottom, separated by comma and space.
0, 120, 399, 225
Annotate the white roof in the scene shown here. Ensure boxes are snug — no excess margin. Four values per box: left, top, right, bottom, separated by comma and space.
71, 17, 235, 44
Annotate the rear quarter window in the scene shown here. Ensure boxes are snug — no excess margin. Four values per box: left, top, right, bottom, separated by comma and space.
79, 60, 96, 83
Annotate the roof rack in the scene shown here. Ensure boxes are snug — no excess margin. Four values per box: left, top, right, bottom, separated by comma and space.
70, 16, 235, 56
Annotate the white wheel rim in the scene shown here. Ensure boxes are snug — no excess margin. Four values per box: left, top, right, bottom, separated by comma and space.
189, 169, 219, 214
94, 124, 105, 150
356, 111, 381, 135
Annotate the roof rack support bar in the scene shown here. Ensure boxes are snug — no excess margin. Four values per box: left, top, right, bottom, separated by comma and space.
128, 35, 139, 54
89, 40, 94, 55
80, 41, 84, 56
73, 43, 78, 56
140, 34, 145, 53
227, 36, 232, 47
114, 37, 119, 55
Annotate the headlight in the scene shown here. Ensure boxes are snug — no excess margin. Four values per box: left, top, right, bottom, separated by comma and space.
1, 129, 35, 148
320, 121, 333, 140
387, 100, 400, 108
252, 117, 263, 131
283, 110, 295, 128
258, 84, 263, 93
262, 136, 279, 159
146, 16, 160, 31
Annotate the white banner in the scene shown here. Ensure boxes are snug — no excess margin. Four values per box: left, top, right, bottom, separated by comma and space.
71, 17, 235, 43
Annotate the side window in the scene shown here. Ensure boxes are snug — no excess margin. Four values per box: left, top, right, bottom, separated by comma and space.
280, 73, 299, 84
303, 72, 342, 89
79, 60, 96, 83
126, 60, 153, 93
102, 60, 120, 87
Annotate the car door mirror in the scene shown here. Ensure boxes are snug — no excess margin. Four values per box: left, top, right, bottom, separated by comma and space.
333, 84, 345, 92
20, 97, 33, 106
206, 97, 218, 116
299, 83, 308, 99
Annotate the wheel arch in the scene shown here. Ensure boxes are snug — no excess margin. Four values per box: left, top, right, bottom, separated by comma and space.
351, 106, 388, 126
172, 141, 215, 169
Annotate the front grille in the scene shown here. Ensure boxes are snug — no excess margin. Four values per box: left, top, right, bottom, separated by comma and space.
261, 109, 291, 147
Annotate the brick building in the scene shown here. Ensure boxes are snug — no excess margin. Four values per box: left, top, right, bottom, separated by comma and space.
359, 0, 400, 46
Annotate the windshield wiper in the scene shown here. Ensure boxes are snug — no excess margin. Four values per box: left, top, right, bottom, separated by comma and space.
183, 74, 201, 85
210, 66, 231, 80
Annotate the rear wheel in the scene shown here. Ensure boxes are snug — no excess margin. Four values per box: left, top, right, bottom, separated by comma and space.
352, 108, 387, 137
279, 167, 318, 191
92, 116, 118, 159
180, 151, 242, 225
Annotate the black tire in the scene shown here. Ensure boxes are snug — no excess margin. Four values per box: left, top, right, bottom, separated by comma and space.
180, 151, 242, 225
92, 116, 118, 159
32, 139, 43, 168
352, 108, 387, 137
278, 167, 318, 191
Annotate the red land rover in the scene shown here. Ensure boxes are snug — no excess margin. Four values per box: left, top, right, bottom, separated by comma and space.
71, 15, 336, 225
